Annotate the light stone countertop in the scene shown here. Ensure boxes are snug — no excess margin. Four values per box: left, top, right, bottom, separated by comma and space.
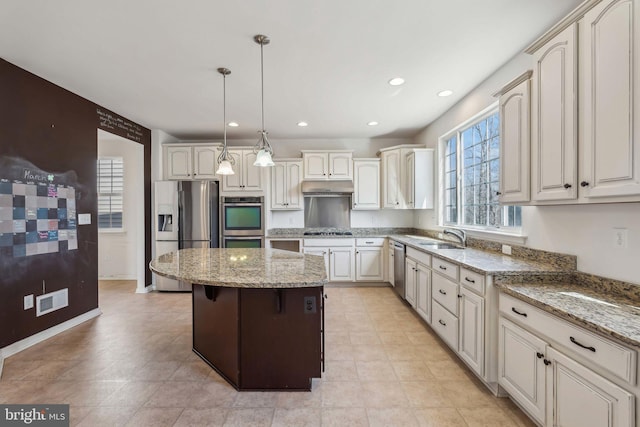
150, 248, 328, 288
497, 282, 640, 348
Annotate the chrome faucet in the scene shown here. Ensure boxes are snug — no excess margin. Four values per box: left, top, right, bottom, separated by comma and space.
443, 228, 466, 247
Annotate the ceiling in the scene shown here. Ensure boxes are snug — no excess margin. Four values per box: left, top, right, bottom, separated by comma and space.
1, 0, 581, 140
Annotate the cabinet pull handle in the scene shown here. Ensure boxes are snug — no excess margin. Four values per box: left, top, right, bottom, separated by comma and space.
439, 265, 447, 270
457, 294, 462, 298
580, 181, 590, 187
536, 352, 544, 359
496, 191, 502, 195
438, 289, 447, 295
564, 183, 572, 189
464, 277, 475, 283
543, 359, 551, 366
570, 336, 596, 352
511, 307, 527, 317
438, 319, 446, 326
365, 241, 374, 244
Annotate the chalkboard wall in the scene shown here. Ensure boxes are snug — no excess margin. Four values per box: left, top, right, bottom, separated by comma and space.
0, 59, 151, 348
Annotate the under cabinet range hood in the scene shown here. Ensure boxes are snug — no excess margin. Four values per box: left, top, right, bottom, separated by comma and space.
301, 180, 354, 195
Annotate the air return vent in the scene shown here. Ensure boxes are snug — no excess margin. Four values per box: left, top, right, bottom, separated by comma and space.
36, 288, 68, 317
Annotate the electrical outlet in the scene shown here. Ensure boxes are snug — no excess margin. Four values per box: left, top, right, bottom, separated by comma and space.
304, 296, 316, 314
24, 294, 34, 310
613, 228, 628, 248
502, 244, 512, 255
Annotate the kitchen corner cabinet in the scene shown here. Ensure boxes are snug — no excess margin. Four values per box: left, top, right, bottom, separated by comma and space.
353, 159, 380, 210
165, 144, 220, 180
530, 23, 578, 202
499, 294, 636, 427
222, 149, 263, 192
302, 150, 353, 180
271, 160, 303, 210
494, 71, 532, 204
579, 0, 640, 199
379, 145, 434, 209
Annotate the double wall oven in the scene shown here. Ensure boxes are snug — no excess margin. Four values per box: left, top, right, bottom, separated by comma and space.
221, 196, 265, 248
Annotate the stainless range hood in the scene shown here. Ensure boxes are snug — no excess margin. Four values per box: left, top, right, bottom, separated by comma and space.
301, 180, 354, 195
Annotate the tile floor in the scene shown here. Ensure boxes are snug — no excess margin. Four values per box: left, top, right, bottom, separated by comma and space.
0, 281, 535, 426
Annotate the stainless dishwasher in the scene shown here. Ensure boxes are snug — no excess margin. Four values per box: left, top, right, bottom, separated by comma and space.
392, 241, 406, 299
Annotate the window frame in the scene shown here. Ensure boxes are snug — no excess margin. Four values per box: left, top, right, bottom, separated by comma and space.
438, 102, 523, 236
97, 156, 125, 232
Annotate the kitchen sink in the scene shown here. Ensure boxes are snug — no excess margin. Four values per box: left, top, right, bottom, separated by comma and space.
418, 242, 464, 250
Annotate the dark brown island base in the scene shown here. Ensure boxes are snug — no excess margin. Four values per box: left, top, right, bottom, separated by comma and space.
149, 248, 328, 391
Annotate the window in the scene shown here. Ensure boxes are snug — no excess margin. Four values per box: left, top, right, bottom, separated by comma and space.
97, 158, 124, 230
442, 109, 521, 230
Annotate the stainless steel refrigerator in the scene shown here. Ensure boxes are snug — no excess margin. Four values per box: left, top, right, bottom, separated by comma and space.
153, 180, 219, 291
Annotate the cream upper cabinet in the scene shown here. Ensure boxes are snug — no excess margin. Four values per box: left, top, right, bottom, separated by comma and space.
271, 160, 303, 210
222, 149, 264, 192
164, 144, 221, 180
530, 23, 578, 202
579, 0, 640, 199
381, 149, 402, 208
380, 145, 433, 209
353, 159, 380, 210
302, 151, 353, 180
494, 71, 532, 204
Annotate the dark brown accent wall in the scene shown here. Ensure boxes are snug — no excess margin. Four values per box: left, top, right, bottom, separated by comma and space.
0, 59, 151, 348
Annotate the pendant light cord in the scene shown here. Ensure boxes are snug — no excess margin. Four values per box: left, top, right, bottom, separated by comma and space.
260, 40, 265, 132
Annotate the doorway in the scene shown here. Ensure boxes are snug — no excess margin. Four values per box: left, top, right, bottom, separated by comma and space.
97, 129, 146, 293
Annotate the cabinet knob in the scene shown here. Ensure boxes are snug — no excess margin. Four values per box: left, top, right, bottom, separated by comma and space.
580, 181, 590, 187
536, 352, 544, 359
438, 289, 446, 295
496, 191, 502, 196
543, 359, 551, 366
563, 183, 572, 189
438, 319, 447, 326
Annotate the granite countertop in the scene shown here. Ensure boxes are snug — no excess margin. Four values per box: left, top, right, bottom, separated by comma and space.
497, 282, 640, 348
150, 248, 328, 288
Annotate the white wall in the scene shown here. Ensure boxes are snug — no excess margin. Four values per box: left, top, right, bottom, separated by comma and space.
412, 53, 640, 285
97, 132, 141, 280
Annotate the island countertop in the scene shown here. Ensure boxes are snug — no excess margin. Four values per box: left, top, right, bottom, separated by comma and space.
150, 248, 328, 288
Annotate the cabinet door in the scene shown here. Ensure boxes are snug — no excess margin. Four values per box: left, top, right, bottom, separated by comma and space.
579, 0, 640, 199
271, 162, 287, 209
303, 248, 329, 275
166, 146, 193, 180
243, 151, 263, 191
329, 247, 354, 281
405, 258, 417, 307
531, 24, 578, 201
355, 247, 383, 281
353, 161, 380, 210
499, 78, 531, 203
458, 287, 484, 377
415, 262, 431, 324
193, 146, 219, 179
405, 153, 415, 208
547, 347, 634, 427
304, 153, 328, 179
222, 151, 243, 191
498, 317, 546, 425
388, 244, 395, 286
328, 153, 353, 179
286, 161, 303, 209
382, 151, 401, 208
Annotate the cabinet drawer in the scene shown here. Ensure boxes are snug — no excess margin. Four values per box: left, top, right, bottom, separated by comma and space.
303, 238, 354, 247
432, 301, 459, 351
406, 246, 431, 267
432, 273, 459, 316
432, 256, 459, 281
460, 267, 485, 295
355, 238, 385, 247
500, 293, 637, 384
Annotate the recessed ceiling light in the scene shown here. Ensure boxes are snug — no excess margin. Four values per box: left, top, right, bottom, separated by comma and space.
437, 90, 454, 97
367, 121, 379, 126
297, 121, 308, 127
228, 121, 239, 127
388, 77, 405, 86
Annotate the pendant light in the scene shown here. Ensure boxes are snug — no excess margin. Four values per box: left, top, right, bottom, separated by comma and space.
216, 68, 235, 175
253, 34, 275, 167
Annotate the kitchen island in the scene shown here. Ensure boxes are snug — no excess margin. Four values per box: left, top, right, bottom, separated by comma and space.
149, 248, 328, 391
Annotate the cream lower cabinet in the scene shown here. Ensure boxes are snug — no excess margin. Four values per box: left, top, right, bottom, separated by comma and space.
405, 258, 417, 308
303, 238, 355, 282
499, 294, 635, 427
387, 241, 395, 286
406, 247, 431, 322
458, 287, 484, 377
355, 238, 384, 281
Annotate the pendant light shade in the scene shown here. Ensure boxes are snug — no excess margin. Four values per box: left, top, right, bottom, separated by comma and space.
253, 34, 274, 167
216, 67, 235, 176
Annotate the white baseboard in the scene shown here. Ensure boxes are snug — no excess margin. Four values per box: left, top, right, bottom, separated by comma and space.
0, 308, 102, 379
136, 284, 155, 294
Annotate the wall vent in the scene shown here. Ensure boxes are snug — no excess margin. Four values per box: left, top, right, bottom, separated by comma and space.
36, 288, 69, 317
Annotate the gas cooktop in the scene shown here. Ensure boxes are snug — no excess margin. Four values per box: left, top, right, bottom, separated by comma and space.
303, 231, 353, 236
